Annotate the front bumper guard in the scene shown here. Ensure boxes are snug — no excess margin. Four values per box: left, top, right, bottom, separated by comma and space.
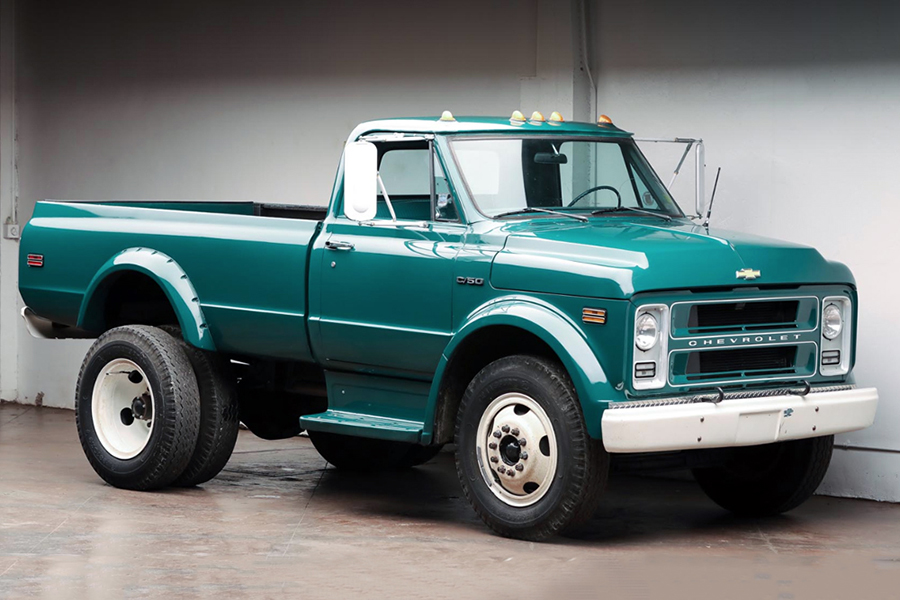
601, 385, 878, 453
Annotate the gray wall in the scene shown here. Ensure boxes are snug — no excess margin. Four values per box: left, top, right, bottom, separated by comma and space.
16, 0, 537, 217
596, 0, 900, 500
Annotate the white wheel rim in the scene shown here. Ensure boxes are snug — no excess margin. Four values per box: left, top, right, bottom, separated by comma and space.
475, 392, 558, 507
91, 358, 155, 460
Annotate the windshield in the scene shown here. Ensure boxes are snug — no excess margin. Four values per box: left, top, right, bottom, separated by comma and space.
449, 137, 683, 219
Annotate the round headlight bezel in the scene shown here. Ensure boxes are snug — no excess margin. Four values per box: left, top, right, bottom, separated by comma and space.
822, 303, 843, 340
635, 312, 660, 351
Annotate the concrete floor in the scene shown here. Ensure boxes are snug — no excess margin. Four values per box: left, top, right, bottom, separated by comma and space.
1, 404, 899, 599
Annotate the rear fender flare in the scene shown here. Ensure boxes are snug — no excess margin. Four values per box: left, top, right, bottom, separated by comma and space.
78, 247, 215, 351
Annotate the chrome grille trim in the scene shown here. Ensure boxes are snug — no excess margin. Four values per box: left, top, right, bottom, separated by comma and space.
668, 295, 820, 340
609, 384, 855, 410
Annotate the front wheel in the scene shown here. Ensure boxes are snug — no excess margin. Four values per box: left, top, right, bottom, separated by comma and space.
455, 355, 608, 541
692, 435, 834, 516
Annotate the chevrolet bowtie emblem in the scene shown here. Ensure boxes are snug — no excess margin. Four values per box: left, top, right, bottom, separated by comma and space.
736, 268, 761, 280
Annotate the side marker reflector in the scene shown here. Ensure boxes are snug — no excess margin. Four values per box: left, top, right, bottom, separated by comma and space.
582, 308, 607, 324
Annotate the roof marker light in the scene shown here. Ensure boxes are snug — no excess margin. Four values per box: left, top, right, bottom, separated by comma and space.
597, 114, 613, 125
549, 111, 564, 122
530, 111, 545, 122
510, 110, 526, 122
439, 110, 455, 122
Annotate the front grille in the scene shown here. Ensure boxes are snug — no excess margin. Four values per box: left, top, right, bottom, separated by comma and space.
684, 346, 797, 381
688, 300, 799, 333
637, 293, 825, 389
670, 296, 819, 338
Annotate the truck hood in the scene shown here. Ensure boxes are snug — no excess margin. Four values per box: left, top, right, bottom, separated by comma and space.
490, 218, 854, 299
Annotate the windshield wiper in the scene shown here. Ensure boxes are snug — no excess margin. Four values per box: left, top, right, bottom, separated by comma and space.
494, 207, 588, 222
591, 206, 672, 221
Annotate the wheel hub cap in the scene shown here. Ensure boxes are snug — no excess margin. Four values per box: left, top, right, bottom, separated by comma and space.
476, 392, 558, 507
91, 359, 155, 460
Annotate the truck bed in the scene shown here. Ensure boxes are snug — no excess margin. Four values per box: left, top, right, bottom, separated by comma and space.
19, 200, 326, 361
93, 200, 328, 221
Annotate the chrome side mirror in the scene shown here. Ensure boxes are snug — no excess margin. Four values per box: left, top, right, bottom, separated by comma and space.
343, 141, 378, 221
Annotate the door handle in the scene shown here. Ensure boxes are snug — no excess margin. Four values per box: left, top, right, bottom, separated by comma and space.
325, 240, 354, 251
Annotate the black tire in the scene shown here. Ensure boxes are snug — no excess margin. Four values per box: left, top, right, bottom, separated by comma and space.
455, 355, 609, 541
398, 444, 445, 468
159, 327, 240, 487
308, 431, 427, 471
692, 435, 834, 517
75, 325, 200, 490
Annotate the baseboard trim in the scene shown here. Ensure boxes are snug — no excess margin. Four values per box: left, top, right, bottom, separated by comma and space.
817, 446, 900, 502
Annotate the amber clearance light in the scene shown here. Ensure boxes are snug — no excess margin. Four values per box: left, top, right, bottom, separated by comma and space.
582, 308, 607, 325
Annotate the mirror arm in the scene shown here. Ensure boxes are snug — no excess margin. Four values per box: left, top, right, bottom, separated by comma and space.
694, 141, 705, 218
377, 173, 397, 222
668, 141, 694, 189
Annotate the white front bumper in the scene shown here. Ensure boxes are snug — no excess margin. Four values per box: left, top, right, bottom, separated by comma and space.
601, 387, 879, 453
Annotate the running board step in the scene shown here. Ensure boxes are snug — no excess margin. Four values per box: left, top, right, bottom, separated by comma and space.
300, 410, 423, 443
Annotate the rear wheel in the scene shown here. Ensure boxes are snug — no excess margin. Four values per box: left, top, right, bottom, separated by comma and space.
692, 435, 834, 516
75, 325, 200, 490
455, 355, 608, 541
159, 327, 240, 487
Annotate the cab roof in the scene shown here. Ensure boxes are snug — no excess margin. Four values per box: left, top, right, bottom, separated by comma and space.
347, 116, 632, 141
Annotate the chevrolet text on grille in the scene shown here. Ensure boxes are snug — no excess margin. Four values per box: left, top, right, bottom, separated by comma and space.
687, 333, 805, 347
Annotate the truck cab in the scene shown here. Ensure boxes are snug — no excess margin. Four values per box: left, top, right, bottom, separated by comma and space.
19, 111, 878, 540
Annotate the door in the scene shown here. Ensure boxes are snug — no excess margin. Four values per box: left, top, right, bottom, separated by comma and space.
316, 138, 464, 378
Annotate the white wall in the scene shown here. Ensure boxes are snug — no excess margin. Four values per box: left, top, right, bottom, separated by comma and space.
595, 0, 900, 500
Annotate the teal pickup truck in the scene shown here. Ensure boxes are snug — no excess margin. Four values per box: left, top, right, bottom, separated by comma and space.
19, 112, 878, 540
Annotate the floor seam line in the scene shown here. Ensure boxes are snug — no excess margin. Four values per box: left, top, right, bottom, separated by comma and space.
0, 491, 97, 580
270, 460, 327, 559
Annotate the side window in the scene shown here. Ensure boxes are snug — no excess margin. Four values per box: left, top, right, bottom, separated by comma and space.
375, 143, 459, 222
379, 149, 430, 195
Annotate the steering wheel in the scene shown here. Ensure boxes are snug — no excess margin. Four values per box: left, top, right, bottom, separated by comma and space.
567, 185, 622, 208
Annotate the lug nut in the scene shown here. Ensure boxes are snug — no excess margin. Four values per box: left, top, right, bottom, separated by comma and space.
518, 438, 527, 447
515, 463, 524, 471
501, 425, 510, 433
511, 428, 519, 436
488, 442, 497, 450
498, 466, 506, 474
508, 471, 515, 477
520, 452, 528, 460
493, 430, 502, 439
490, 456, 499, 463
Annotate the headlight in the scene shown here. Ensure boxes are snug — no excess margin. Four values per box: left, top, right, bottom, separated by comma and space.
635, 313, 659, 351
822, 304, 843, 340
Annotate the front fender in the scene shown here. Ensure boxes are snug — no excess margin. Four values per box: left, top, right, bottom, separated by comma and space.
424, 296, 618, 441
78, 247, 215, 351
